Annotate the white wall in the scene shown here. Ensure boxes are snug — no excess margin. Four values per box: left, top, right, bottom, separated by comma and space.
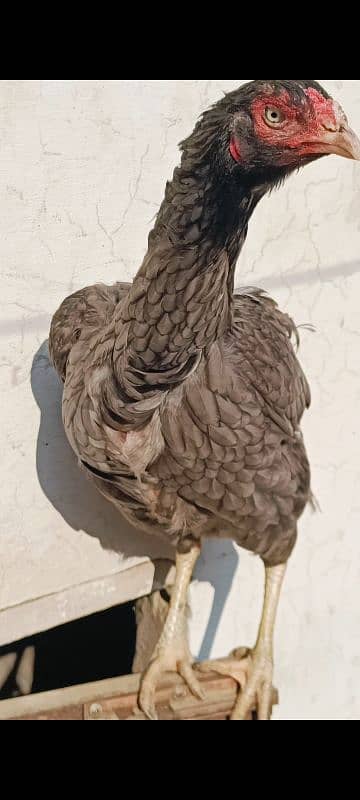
1, 80, 359, 720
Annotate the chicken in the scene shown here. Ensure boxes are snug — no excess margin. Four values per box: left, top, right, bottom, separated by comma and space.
49, 80, 360, 720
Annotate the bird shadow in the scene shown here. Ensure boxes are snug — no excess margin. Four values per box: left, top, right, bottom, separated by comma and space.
195, 540, 239, 661
31, 342, 175, 564
31, 341, 239, 657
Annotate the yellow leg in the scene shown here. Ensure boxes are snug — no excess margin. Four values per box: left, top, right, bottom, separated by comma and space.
198, 563, 287, 721
139, 545, 203, 720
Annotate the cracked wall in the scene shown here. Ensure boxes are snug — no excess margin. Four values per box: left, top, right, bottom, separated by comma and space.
0, 80, 359, 720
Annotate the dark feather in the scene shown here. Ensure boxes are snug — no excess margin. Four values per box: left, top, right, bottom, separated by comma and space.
49, 80, 321, 566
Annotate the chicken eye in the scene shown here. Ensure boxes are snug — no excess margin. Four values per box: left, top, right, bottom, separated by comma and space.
264, 107, 285, 126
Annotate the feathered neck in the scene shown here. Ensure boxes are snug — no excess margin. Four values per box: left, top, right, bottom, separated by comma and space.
112, 129, 268, 420
148, 108, 266, 265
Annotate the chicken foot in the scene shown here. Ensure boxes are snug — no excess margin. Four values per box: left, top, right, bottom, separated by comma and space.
198, 563, 287, 720
139, 544, 203, 720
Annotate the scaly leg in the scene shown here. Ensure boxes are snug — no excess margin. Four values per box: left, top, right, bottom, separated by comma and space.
198, 562, 287, 721
139, 545, 203, 720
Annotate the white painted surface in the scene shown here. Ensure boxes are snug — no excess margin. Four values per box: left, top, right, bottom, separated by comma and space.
0, 80, 359, 720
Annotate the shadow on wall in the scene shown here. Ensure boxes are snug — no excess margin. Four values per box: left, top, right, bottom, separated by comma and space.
31, 342, 174, 562
195, 541, 239, 661
31, 342, 239, 658
254, 258, 360, 291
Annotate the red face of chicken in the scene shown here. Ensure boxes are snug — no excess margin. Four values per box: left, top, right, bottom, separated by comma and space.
229, 82, 360, 173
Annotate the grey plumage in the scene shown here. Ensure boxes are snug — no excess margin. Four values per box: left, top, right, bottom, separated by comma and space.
49, 81, 319, 570
50, 278, 310, 566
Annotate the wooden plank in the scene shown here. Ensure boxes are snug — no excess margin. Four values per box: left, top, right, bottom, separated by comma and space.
0, 559, 175, 649
0, 661, 278, 721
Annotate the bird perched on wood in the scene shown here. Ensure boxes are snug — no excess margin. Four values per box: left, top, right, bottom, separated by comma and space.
50, 80, 360, 720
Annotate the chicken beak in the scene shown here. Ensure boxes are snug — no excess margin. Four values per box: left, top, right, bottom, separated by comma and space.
320, 122, 360, 161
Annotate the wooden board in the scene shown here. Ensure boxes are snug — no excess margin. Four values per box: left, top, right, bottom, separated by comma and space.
0, 661, 278, 721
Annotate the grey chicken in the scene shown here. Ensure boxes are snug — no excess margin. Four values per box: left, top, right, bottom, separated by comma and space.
50, 80, 360, 720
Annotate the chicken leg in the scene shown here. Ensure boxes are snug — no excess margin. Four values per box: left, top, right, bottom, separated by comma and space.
139, 544, 203, 720
199, 563, 287, 720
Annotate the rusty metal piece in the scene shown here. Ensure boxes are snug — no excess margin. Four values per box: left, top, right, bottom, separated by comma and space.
86, 703, 119, 721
